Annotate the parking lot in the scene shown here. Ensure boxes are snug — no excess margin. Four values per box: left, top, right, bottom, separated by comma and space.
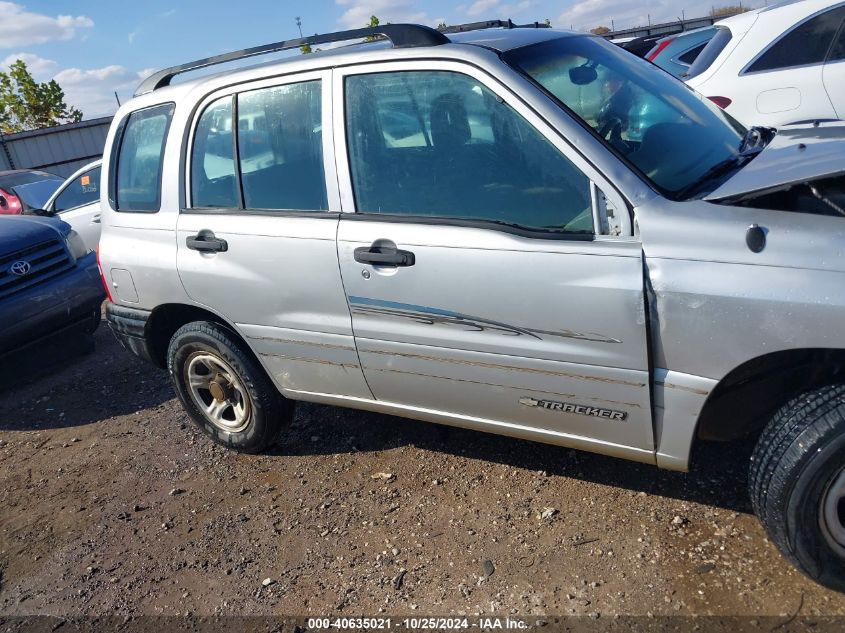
1, 329, 844, 619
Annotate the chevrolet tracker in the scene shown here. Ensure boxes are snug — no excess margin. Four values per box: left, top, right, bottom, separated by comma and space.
97, 22, 845, 591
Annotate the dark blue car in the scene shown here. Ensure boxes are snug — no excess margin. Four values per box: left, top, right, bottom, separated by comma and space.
0, 215, 105, 365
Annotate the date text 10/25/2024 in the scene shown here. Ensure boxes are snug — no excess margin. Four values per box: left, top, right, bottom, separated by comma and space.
306, 617, 530, 629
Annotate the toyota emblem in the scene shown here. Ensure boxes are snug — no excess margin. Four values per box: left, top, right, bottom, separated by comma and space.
10, 260, 31, 276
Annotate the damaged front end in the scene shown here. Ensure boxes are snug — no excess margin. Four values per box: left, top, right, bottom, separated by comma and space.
729, 174, 845, 217
704, 121, 845, 216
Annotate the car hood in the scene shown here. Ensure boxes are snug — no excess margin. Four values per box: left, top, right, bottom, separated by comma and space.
705, 122, 845, 202
11, 179, 64, 211
0, 215, 68, 256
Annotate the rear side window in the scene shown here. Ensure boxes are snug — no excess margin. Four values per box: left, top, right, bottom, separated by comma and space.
686, 27, 732, 78
54, 166, 101, 212
191, 96, 237, 208
114, 103, 174, 212
747, 6, 845, 73
345, 71, 593, 235
676, 42, 707, 66
237, 81, 326, 211
829, 19, 845, 61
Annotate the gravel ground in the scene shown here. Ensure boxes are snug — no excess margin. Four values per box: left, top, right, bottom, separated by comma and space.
1, 326, 845, 619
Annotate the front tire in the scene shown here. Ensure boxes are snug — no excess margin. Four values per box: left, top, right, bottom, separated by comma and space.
749, 384, 845, 592
167, 321, 292, 453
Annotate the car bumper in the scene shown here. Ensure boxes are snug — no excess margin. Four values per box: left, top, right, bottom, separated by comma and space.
0, 251, 105, 357
105, 302, 157, 366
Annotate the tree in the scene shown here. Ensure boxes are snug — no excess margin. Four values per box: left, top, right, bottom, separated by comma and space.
710, 5, 751, 17
364, 15, 382, 42
544, 18, 552, 27
590, 25, 611, 35
300, 43, 313, 54
0, 59, 82, 134
437, 20, 448, 30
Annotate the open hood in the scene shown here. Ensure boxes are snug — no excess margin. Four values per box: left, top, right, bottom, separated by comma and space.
705, 121, 845, 202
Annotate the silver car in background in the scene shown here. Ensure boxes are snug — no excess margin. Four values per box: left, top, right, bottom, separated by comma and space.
96, 22, 845, 592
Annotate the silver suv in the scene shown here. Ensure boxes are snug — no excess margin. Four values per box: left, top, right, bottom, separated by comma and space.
98, 22, 845, 591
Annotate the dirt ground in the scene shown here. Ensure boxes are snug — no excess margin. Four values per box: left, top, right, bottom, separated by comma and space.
1, 326, 845, 620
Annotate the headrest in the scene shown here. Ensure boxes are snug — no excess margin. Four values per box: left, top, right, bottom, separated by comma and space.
430, 93, 471, 149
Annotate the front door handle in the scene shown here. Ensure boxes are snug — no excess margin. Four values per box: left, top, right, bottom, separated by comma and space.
187, 230, 228, 253
354, 244, 415, 267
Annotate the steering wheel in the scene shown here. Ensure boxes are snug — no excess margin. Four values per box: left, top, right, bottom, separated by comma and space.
598, 117, 630, 154
598, 117, 622, 141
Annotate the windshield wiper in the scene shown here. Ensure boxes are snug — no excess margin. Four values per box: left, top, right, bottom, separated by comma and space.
676, 126, 777, 200
676, 127, 774, 200
676, 155, 748, 200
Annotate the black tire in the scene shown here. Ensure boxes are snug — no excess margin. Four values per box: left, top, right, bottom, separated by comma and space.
166, 321, 293, 453
749, 383, 845, 592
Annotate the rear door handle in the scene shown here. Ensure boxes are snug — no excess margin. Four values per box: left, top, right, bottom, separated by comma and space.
92, 214, 101, 224
187, 230, 228, 253
354, 244, 415, 267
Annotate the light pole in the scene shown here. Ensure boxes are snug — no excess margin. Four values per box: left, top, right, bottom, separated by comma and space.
295, 17, 303, 38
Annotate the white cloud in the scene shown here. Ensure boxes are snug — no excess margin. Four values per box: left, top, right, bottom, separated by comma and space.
0, 2, 93, 48
55, 66, 153, 118
467, 0, 500, 17
558, 0, 735, 32
493, 0, 538, 20
335, 0, 429, 29
2, 53, 151, 118
2, 52, 57, 77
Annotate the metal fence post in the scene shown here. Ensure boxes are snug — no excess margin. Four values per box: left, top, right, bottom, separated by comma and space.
0, 133, 15, 170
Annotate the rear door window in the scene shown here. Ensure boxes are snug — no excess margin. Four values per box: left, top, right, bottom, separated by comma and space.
54, 166, 101, 212
191, 96, 238, 208
114, 103, 174, 212
828, 19, 845, 61
237, 81, 327, 211
746, 6, 845, 73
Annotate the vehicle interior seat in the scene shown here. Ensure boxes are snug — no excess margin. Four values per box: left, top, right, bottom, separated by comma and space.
240, 92, 327, 211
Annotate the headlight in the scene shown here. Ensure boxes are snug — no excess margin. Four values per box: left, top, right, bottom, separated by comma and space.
65, 229, 90, 259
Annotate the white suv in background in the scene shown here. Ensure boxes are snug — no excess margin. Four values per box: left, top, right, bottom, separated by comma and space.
686, 0, 845, 127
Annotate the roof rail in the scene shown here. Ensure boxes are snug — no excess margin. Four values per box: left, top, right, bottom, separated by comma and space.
134, 24, 449, 96
439, 19, 551, 34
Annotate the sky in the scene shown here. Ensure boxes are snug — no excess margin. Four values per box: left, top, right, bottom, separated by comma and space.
0, 1, 763, 119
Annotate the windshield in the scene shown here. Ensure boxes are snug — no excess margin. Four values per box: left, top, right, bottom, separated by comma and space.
504, 35, 746, 199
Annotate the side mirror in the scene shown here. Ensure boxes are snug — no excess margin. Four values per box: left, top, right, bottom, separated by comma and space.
569, 64, 598, 86
27, 208, 53, 217
0, 195, 6, 208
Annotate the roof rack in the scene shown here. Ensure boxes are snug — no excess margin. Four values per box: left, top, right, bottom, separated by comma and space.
135, 24, 449, 96
135, 20, 551, 96
439, 19, 551, 34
